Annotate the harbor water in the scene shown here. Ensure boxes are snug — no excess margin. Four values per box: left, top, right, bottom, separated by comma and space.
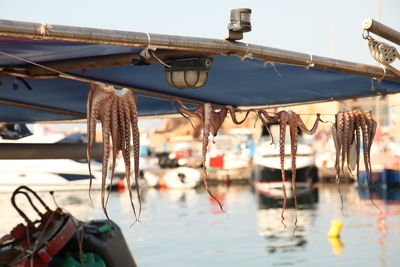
1, 184, 400, 266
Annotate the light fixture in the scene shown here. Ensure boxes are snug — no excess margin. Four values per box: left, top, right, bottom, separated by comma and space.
226, 8, 252, 41
164, 58, 212, 89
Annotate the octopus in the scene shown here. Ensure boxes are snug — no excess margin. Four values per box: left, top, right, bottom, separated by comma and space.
257, 109, 321, 224
86, 82, 141, 220
332, 110, 377, 185
172, 100, 252, 210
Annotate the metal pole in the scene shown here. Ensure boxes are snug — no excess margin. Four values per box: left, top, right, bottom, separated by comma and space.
0, 143, 102, 159
0, 19, 399, 82
362, 17, 400, 46
0, 99, 86, 118
19, 51, 213, 76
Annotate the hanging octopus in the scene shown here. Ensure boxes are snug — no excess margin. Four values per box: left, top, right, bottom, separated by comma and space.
257, 109, 321, 224
87, 82, 141, 220
172, 100, 252, 210
332, 109, 377, 184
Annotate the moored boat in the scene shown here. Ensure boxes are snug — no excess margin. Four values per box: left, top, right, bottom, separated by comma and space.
358, 151, 400, 187
252, 124, 318, 198
161, 167, 201, 189
0, 130, 106, 192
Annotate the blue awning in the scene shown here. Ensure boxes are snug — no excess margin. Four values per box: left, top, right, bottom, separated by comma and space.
0, 20, 399, 123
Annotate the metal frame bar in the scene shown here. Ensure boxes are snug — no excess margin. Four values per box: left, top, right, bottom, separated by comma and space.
0, 143, 102, 159
5, 50, 214, 76
0, 19, 399, 82
362, 17, 400, 46
0, 99, 86, 118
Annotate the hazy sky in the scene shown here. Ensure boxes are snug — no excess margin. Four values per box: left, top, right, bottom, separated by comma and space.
2, 0, 399, 130
2, 0, 399, 65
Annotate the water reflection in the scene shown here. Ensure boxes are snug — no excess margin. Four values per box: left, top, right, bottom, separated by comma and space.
357, 185, 400, 202
256, 188, 318, 254
354, 185, 400, 267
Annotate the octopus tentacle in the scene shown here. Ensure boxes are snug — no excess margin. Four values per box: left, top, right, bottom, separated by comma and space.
99, 98, 113, 220
127, 94, 141, 219
87, 92, 112, 198
277, 111, 289, 225
124, 101, 139, 220
125, 93, 142, 218
117, 96, 138, 219
359, 112, 371, 181
86, 87, 95, 200
210, 106, 228, 137
333, 111, 345, 211
257, 110, 277, 145
331, 126, 339, 168
173, 100, 203, 120
363, 110, 377, 178
226, 106, 253, 125
358, 111, 380, 210
202, 104, 211, 182
346, 111, 356, 174
256, 109, 322, 228
203, 104, 224, 210
173, 101, 225, 211
368, 120, 377, 176
288, 111, 299, 226
172, 100, 203, 129
342, 112, 351, 174
86, 83, 142, 221
331, 109, 378, 211
335, 112, 345, 181
353, 110, 362, 181
296, 113, 321, 135
106, 97, 120, 207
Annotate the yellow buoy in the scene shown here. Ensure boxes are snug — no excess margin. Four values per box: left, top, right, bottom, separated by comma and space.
328, 219, 343, 237
328, 236, 344, 255
327, 219, 344, 255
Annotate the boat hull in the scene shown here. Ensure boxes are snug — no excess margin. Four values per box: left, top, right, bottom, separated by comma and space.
252, 163, 318, 198
358, 169, 400, 187
0, 171, 104, 192
161, 167, 201, 189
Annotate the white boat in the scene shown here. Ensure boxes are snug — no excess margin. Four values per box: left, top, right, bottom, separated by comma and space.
207, 134, 251, 170
252, 124, 318, 198
162, 167, 201, 189
0, 128, 105, 192
111, 153, 161, 188
0, 158, 105, 192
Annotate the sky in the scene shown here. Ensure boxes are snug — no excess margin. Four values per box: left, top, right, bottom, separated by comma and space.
2, 0, 399, 64
1, 0, 399, 130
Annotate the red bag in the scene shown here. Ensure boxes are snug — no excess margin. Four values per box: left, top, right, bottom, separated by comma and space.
0, 186, 77, 267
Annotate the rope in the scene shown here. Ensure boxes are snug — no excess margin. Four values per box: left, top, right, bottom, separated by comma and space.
240, 43, 253, 61
0, 50, 76, 79
305, 53, 315, 69
263, 61, 283, 77
370, 65, 387, 92
38, 23, 52, 37
140, 33, 171, 68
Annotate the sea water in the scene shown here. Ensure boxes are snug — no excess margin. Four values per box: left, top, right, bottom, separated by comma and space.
0, 184, 399, 267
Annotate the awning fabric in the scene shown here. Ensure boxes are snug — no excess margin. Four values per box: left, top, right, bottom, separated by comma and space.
0, 30, 399, 123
